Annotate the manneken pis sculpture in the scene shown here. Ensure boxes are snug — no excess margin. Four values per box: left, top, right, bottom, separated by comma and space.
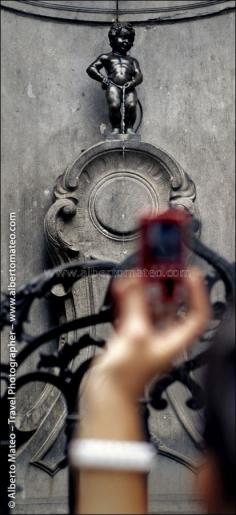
86, 22, 143, 134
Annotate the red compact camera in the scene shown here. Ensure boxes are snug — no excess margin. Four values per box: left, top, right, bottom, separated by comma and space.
139, 209, 191, 304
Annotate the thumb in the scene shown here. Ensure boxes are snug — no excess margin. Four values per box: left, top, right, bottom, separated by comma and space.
112, 272, 151, 335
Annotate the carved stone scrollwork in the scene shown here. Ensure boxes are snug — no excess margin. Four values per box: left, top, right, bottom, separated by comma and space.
45, 140, 199, 260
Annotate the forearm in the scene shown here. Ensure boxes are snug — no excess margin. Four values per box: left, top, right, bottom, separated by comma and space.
72, 267, 209, 513
74, 370, 148, 514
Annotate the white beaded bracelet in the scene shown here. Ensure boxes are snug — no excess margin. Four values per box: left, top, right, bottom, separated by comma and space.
69, 439, 156, 472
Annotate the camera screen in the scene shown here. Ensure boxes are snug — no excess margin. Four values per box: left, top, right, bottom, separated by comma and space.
147, 222, 182, 260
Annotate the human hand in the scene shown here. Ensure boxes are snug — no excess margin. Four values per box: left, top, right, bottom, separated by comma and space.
88, 268, 211, 400
101, 77, 110, 89
124, 81, 134, 92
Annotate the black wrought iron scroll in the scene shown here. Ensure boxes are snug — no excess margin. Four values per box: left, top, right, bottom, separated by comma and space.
0, 229, 235, 514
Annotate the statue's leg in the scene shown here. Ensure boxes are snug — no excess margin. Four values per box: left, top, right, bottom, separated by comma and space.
125, 90, 137, 133
106, 85, 121, 132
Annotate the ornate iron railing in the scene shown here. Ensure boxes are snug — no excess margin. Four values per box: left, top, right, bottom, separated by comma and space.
0, 227, 235, 514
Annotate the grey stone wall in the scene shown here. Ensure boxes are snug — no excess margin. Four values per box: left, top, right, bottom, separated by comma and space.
1, 3, 235, 514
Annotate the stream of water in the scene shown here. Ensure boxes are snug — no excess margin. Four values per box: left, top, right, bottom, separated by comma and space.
121, 85, 126, 159
121, 86, 126, 256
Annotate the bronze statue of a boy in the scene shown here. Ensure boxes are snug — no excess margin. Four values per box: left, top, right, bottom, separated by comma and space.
86, 22, 143, 134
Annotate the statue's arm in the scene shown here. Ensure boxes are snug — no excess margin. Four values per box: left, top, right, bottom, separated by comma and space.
86, 54, 108, 85
131, 58, 143, 87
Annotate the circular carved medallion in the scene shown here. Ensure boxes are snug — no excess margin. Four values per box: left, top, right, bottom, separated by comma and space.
89, 172, 158, 240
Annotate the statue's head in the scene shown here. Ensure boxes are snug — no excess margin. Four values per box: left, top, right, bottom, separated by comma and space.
108, 22, 135, 53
